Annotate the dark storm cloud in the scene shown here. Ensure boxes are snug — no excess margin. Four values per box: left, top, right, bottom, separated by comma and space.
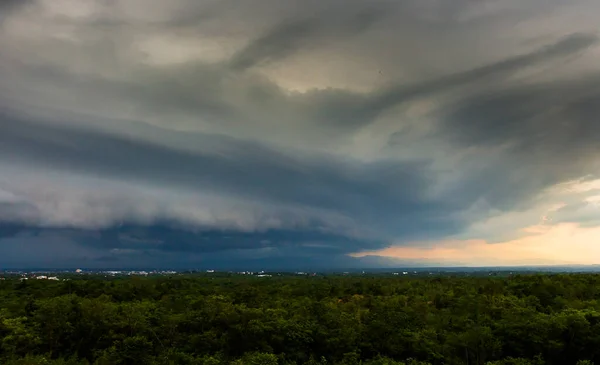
0, 220, 405, 269
0, 112, 462, 243
0, 114, 420, 211
432, 73, 600, 211
1, 0, 600, 268
0, 222, 27, 239
442, 76, 600, 149
363, 33, 598, 127
67, 223, 382, 255
0, 223, 437, 269
1, 32, 599, 260
7, 32, 594, 139
137, 32, 600, 130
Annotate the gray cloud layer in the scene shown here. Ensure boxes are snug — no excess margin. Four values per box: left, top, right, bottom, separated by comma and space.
0, 0, 599, 268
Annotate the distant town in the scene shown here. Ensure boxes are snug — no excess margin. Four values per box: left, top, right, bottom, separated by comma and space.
1, 265, 599, 281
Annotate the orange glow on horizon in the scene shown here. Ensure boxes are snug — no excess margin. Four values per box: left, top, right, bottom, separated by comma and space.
351, 223, 600, 266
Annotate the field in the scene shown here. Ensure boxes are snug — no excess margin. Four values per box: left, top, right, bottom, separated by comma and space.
1, 273, 599, 364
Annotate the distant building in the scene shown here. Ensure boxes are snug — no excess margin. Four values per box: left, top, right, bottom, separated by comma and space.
75, 269, 83, 273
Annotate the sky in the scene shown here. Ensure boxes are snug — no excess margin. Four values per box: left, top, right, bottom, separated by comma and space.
1, 0, 600, 269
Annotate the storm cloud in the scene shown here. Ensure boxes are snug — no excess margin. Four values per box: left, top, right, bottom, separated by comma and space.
0, 0, 599, 268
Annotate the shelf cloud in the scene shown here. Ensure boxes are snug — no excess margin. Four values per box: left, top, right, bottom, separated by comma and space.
1, 0, 599, 268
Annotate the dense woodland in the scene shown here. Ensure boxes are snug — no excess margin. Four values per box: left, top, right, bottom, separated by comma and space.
0, 273, 599, 365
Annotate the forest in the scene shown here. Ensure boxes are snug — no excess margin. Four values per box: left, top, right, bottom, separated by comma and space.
0, 273, 599, 365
